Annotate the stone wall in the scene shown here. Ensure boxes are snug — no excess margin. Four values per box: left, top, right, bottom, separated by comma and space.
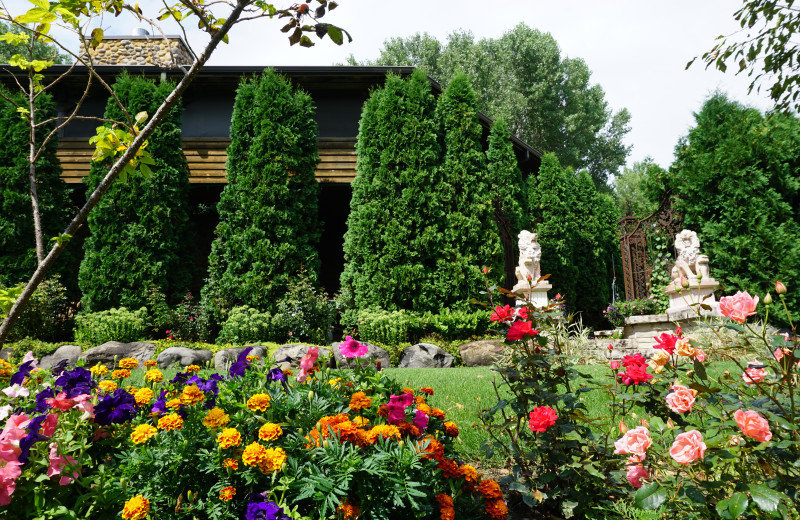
80, 36, 194, 67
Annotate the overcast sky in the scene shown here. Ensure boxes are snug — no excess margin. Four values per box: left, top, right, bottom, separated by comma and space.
8, 0, 778, 173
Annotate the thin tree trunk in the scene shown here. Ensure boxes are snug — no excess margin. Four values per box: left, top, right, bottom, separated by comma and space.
0, 0, 249, 345
28, 71, 45, 264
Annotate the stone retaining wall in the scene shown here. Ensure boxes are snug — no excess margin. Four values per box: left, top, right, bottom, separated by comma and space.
80, 35, 194, 67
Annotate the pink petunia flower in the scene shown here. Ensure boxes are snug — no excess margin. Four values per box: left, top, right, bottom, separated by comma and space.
46, 443, 80, 486
2, 385, 29, 399
339, 336, 368, 359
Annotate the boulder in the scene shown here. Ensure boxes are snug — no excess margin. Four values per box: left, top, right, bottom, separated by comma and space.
332, 341, 390, 369
398, 343, 454, 368
213, 346, 267, 372
80, 341, 156, 369
0, 348, 13, 361
273, 344, 332, 370
157, 347, 213, 369
40, 345, 83, 369
458, 339, 506, 367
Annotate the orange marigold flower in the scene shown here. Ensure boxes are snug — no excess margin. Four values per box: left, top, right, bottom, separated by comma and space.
186, 364, 201, 373
436, 494, 455, 520
203, 407, 231, 429
352, 416, 370, 428
247, 393, 271, 412
134, 388, 154, 407
118, 357, 139, 369
157, 413, 184, 431
130, 424, 157, 444
416, 435, 444, 460
459, 464, 478, 484
180, 385, 205, 406
144, 369, 163, 383
437, 457, 461, 479
90, 364, 109, 377
348, 391, 373, 411
417, 402, 432, 415
112, 369, 131, 380
246, 355, 260, 363
257, 447, 287, 474
367, 424, 401, 443
401, 387, 414, 395
242, 442, 268, 467
305, 429, 321, 448
397, 421, 420, 437
376, 405, 389, 417
0, 359, 14, 377
219, 486, 236, 501
121, 495, 150, 520
477, 479, 503, 499
282, 369, 294, 377
444, 421, 459, 437
415, 395, 427, 405
431, 408, 446, 420
258, 423, 283, 441
222, 458, 238, 470
337, 497, 361, 519
317, 414, 350, 433
420, 387, 434, 396
485, 498, 509, 520
98, 380, 118, 393
166, 398, 182, 410
144, 360, 157, 368
217, 428, 242, 449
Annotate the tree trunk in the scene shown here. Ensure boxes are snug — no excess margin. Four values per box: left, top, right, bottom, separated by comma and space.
28, 72, 45, 264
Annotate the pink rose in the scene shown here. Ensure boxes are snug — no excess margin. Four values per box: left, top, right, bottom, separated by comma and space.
614, 426, 652, 458
609, 360, 620, 370
719, 291, 759, 323
665, 385, 697, 414
734, 409, 772, 443
693, 348, 706, 363
669, 430, 706, 464
626, 463, 649, 488
742, 361, 768, 384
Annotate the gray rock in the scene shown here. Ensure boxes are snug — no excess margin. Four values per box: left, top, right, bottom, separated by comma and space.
40, 345, 83, 369
0, 348, 13, 361
80, 341, 156, 369
273, 344, 332, 370
157, 347, 213, 369
398, 343, 454, 368
213, 346, 267, 372
458, 339, 505, 367
332, 341, 390, 369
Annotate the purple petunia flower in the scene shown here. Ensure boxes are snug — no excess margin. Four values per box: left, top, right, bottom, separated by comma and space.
54, 366, 95, 398
94, 389, 137, 426
245, 500, 291, 520
267, 368, 287, 383
19, 414, 50, 464
34, 387, 55, 413
228, 347, 253, 378
10, 360, 36, 386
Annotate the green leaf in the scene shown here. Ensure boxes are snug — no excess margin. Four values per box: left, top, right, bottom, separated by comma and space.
139, 162, 153, 179
634, 482, 667, 510
90, 27, 104, 48
327, 25, 343, 45
299, 35, 314, 47
727, 492, 749, 517
135, 111, 148, 124
693, 358, 708, 381
748, 484, 783, 513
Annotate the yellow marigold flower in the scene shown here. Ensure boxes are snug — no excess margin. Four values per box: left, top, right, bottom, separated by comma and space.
328, 377, 342, 387
166, 398, 182, 410
203, 407, 230, 429
219, 486, 236, 501
337, 497, 360, 520
241, 442, 268, 467
352, 416, 370, 428
257, 447, 287, 474
144, 360, 157, 368
222, 458, 238, 470
157, 413, 184, 431
118, 357, 139, 369
217, 428, 242, 449
144, 369, 163, 383
0, 359, 15, 377
444, 421, 459, 437
130, 424, 157, 444
121, 495, 150, 520
246, 355, 260, 363
90, 364, 109, 377
180, 385, 205, 406
348, 391, 373, 411
417, 402, 432, 415
134, 388, 155, 407
112, 369, 131, 380
367, 424, 401, 443
258, 423, 283, 441
186, 364, 201, 373
431, 408, 446, 420
247, 393, 271, 412
98, 380, 118, 393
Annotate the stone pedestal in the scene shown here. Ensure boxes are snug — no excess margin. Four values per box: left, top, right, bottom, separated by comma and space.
513, 281, 552, 308
663, 278, 720, 319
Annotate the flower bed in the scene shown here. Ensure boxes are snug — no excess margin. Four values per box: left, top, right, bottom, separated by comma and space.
0, 339, 507, 519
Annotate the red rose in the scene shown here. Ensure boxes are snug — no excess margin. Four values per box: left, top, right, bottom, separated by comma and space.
490, 305, 515, 323
653, 332, 678, 354
528, 406, 558, 433
618, 364, 653, 386
507, 320, 539, 341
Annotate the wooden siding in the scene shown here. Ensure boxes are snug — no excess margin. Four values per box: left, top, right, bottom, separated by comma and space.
56, 136, 357, 184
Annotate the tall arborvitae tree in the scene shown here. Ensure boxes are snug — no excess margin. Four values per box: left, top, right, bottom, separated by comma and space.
486, 118, 528, 290
202, 69, 321, 324
341, 70, 445, 312
432, 73, 502, 304
0, 87, 74, 291
79, 73, 192, 311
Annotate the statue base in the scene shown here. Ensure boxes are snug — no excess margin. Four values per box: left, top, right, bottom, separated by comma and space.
512, 281, 552, 309
663, 277, 720, 319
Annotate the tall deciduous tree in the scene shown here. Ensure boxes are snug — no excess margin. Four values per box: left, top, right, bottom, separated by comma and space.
202, 69, 321, 325
79, 73, 192, 311
670, 93, 800, 323
350, 24, 631, 187
0, 21, 70, 64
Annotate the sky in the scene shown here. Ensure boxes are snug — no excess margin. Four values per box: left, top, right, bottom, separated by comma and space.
6, 0, 778, 172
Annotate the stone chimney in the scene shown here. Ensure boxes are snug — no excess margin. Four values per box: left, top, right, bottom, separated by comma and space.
80, 29, 194, 67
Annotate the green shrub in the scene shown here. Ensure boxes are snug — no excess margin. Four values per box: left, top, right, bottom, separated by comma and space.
354, 308, 489, 347
425, 308, 490, 341
216, 306, 273, 345
5, 276, 73, 342
354, 309, 422, 346
2, 339, 64, 363
270, 272, 333, 344
74, 307, 147, 345
602, 297, 662, 328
